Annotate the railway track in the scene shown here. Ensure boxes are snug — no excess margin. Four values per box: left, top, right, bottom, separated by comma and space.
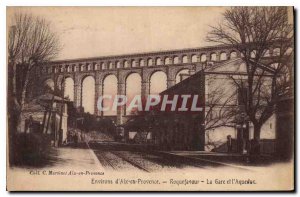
94, 151, 117, 170
89, 142, 250, 172
93, 150, 151, 172
110, 151, 150, 173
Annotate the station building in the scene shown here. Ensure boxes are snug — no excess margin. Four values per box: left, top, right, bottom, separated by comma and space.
140, 57, 292, 155
20, 93, 69, 146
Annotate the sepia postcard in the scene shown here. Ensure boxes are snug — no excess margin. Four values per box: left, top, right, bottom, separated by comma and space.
6, 6, 295, 191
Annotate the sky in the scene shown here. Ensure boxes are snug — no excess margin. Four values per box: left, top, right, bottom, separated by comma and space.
7, 7, 226, 114
7, 7, 226, 60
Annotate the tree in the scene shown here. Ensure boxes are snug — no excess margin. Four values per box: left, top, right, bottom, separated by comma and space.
8, 12, 60, 133
207, 7, 293, 143
204, 74, 237, 149
204, 74, 237, 131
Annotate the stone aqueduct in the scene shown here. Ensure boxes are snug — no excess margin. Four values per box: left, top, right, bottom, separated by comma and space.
39, 44, 283, 124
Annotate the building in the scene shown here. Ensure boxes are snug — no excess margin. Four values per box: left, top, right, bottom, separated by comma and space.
276, 95, 294, 160
123, 71, 206, 151
203, 58, 277, 154
21, 93, 69, 146
126, 56, 292, 154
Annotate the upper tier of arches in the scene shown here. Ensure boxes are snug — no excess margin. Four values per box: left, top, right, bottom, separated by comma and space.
41, 44, 288, 76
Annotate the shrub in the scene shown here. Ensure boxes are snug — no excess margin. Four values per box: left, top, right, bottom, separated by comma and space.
10, 132, 52, 167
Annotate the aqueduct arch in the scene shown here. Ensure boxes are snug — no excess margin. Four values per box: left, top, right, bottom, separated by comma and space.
38, 44, 285, 125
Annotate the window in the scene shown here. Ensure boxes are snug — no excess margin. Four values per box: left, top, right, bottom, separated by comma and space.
94, 64, 99, 70
87, 64, 92, 71
284, 47, 293, 56
200, 54, 207, 62
264, 49, 271, 57
230, 51, 237, 59
109, 62, 114, 69
156, 57, 162, 65
210, 53, 217, 61
165, 57, 170, 65
148, 58, 153, 66
273, 48, 281, 56
124, 61, 130, 68
131, 60, 136, 67
139, 59, 145, 67
182, 55, 188, 63
220, 52, 227, 61
116, 61, 121, 68
250, 50, 257, 58
191, 55, 198, 63
173, 56, 179, 64
101, 63, 106, 70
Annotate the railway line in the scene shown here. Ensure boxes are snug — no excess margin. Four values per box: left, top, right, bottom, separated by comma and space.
93, 150, 152, 172
111, 151, 150, 172
88, 141, 250, 172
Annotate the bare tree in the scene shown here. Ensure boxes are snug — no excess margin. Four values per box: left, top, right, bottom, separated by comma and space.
204, 74, 237, 149
205, 76, 237, 131
206, 7, 293, 144
8, 12, 60, 133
